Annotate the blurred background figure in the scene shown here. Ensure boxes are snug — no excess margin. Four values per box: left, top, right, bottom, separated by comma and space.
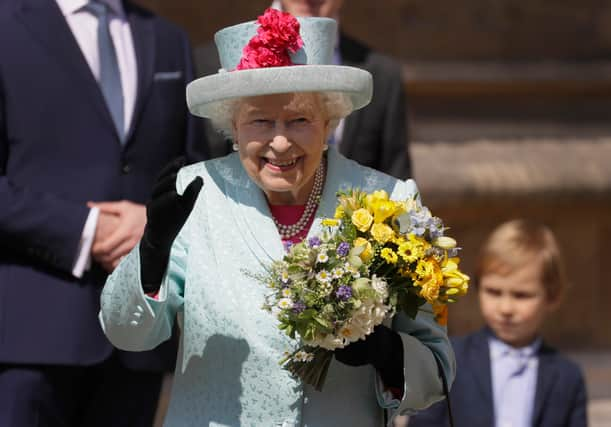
0, 0, 207, 426
408, 219, 587, 427
195, 0, 412, 180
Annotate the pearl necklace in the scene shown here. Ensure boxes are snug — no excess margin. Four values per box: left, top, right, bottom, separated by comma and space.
272, 158, 326, 239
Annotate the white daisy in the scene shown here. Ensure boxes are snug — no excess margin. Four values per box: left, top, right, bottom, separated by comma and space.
331, 267, 344, 279
316, 252, 329, 264
316, 270, 332, 283
277, 298, 293, 310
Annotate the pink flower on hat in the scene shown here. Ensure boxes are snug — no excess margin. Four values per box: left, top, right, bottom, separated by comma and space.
236, 8, 304, 71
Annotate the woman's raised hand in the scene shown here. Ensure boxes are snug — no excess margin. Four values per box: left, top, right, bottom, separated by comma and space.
139, 157, 203, 293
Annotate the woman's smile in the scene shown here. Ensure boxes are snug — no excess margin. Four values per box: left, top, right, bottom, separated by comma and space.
261, 156, 301, 172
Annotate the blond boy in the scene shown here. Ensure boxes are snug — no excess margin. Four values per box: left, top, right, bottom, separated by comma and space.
409, 219, 587, 427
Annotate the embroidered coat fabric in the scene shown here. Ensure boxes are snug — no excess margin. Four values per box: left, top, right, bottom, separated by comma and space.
100, 148, 455, 427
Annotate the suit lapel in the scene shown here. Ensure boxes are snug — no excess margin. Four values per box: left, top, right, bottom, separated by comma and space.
336, 34, 370, 158
16, 0, 118, 135
124, 2, 154, 144
469, 329, 495, 421
532, 344, 558, 425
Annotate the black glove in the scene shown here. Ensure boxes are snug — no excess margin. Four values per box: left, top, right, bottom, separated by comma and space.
334, 324, 404, 389
140, 157, 203, 293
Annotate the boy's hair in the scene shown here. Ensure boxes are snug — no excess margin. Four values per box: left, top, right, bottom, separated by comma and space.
475, 219, 568, 301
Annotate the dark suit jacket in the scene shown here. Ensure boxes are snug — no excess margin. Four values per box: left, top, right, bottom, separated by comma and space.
0, 0, 208, 370
337, 34, 410, 180
194, 33, 411, 179
408, 329, 588, 427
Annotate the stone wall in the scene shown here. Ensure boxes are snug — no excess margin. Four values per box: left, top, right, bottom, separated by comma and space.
137, 0, 611, 60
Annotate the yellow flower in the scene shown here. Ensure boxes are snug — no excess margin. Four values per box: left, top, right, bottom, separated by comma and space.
334, 205, 345, 219
364, 191, 399, 224
420, 281, 441, 304
380, 248, 398, 264
338, 192, 361, 215
365, 190, 389, 207
413, 258, 443, 304
434, 236, 457, 250
397, 235, 429, 263
372, 200, 398, 224
322, 218, 339, 227
351, 208, 373, 232
353, 237, 373, 262
370, 223, 394, 244
441, 257, 470, 296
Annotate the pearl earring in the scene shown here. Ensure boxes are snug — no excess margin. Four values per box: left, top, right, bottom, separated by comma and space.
232, 142, 239, 151
322, 143, 329, 151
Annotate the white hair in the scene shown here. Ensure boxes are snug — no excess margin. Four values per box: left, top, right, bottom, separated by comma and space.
206, 92, 353, 139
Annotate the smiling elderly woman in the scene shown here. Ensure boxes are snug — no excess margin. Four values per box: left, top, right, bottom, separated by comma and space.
99, 9, 454, 427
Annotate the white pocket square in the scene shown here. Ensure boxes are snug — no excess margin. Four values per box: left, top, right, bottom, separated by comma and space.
153, 71, 182, 81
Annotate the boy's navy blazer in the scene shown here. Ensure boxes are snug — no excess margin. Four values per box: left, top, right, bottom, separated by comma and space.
0, 0, 207, 370
408, 328, 588, 427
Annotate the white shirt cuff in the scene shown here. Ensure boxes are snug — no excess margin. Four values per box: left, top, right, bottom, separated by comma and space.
72, 207, 99, 278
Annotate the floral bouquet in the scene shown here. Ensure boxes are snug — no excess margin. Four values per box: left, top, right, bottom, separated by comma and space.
258, 189, 470, 390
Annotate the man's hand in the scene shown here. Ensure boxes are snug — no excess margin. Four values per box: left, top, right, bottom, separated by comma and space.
89, 200, 146, 272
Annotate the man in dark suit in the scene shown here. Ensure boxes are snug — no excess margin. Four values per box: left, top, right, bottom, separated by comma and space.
408, 329, 588, 427
0, 0, 208, 425
195, 0, 412, 180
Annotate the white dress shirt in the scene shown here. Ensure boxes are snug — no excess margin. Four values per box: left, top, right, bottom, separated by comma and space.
54, 0, 138, 277
490, 336, 541, 427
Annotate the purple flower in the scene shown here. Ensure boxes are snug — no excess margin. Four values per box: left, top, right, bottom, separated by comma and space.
283, 241, 294, 252
336, 242, 350, 257
292, 300, 306, 313
308, 236, 322, 248
335, 285, 352, 301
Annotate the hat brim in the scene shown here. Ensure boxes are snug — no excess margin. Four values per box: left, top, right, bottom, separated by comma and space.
186, 65, 373, 119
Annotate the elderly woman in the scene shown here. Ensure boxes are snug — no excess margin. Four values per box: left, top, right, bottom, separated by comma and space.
100, 9, 454, 427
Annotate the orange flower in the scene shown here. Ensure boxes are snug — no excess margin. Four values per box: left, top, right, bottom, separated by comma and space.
433, 304, 448, 326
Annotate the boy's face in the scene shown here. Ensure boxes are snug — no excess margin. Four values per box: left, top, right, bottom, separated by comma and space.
478, 260, 555, 348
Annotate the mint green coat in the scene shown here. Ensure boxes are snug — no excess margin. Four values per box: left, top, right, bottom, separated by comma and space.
100, 148, 455, 427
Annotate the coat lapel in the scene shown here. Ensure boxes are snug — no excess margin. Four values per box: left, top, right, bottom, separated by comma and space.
222, 155, 285, 264
532, 344, 558, 425
469, 329, 495, 421
306, 149, 348, 238
222, 149, 349, 266
124, 2, 154, 144
15, 0, 117, 134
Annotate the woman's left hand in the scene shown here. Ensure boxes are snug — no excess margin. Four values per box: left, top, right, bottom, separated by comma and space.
335, 325, 405, 389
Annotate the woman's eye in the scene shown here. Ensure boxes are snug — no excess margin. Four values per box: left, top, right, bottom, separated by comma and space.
252, 119, 271, 125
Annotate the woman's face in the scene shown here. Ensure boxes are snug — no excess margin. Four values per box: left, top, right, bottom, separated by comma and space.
233, 92, 329, 205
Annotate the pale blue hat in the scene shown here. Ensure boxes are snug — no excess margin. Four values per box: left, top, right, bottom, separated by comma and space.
186, 15, 373, 119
